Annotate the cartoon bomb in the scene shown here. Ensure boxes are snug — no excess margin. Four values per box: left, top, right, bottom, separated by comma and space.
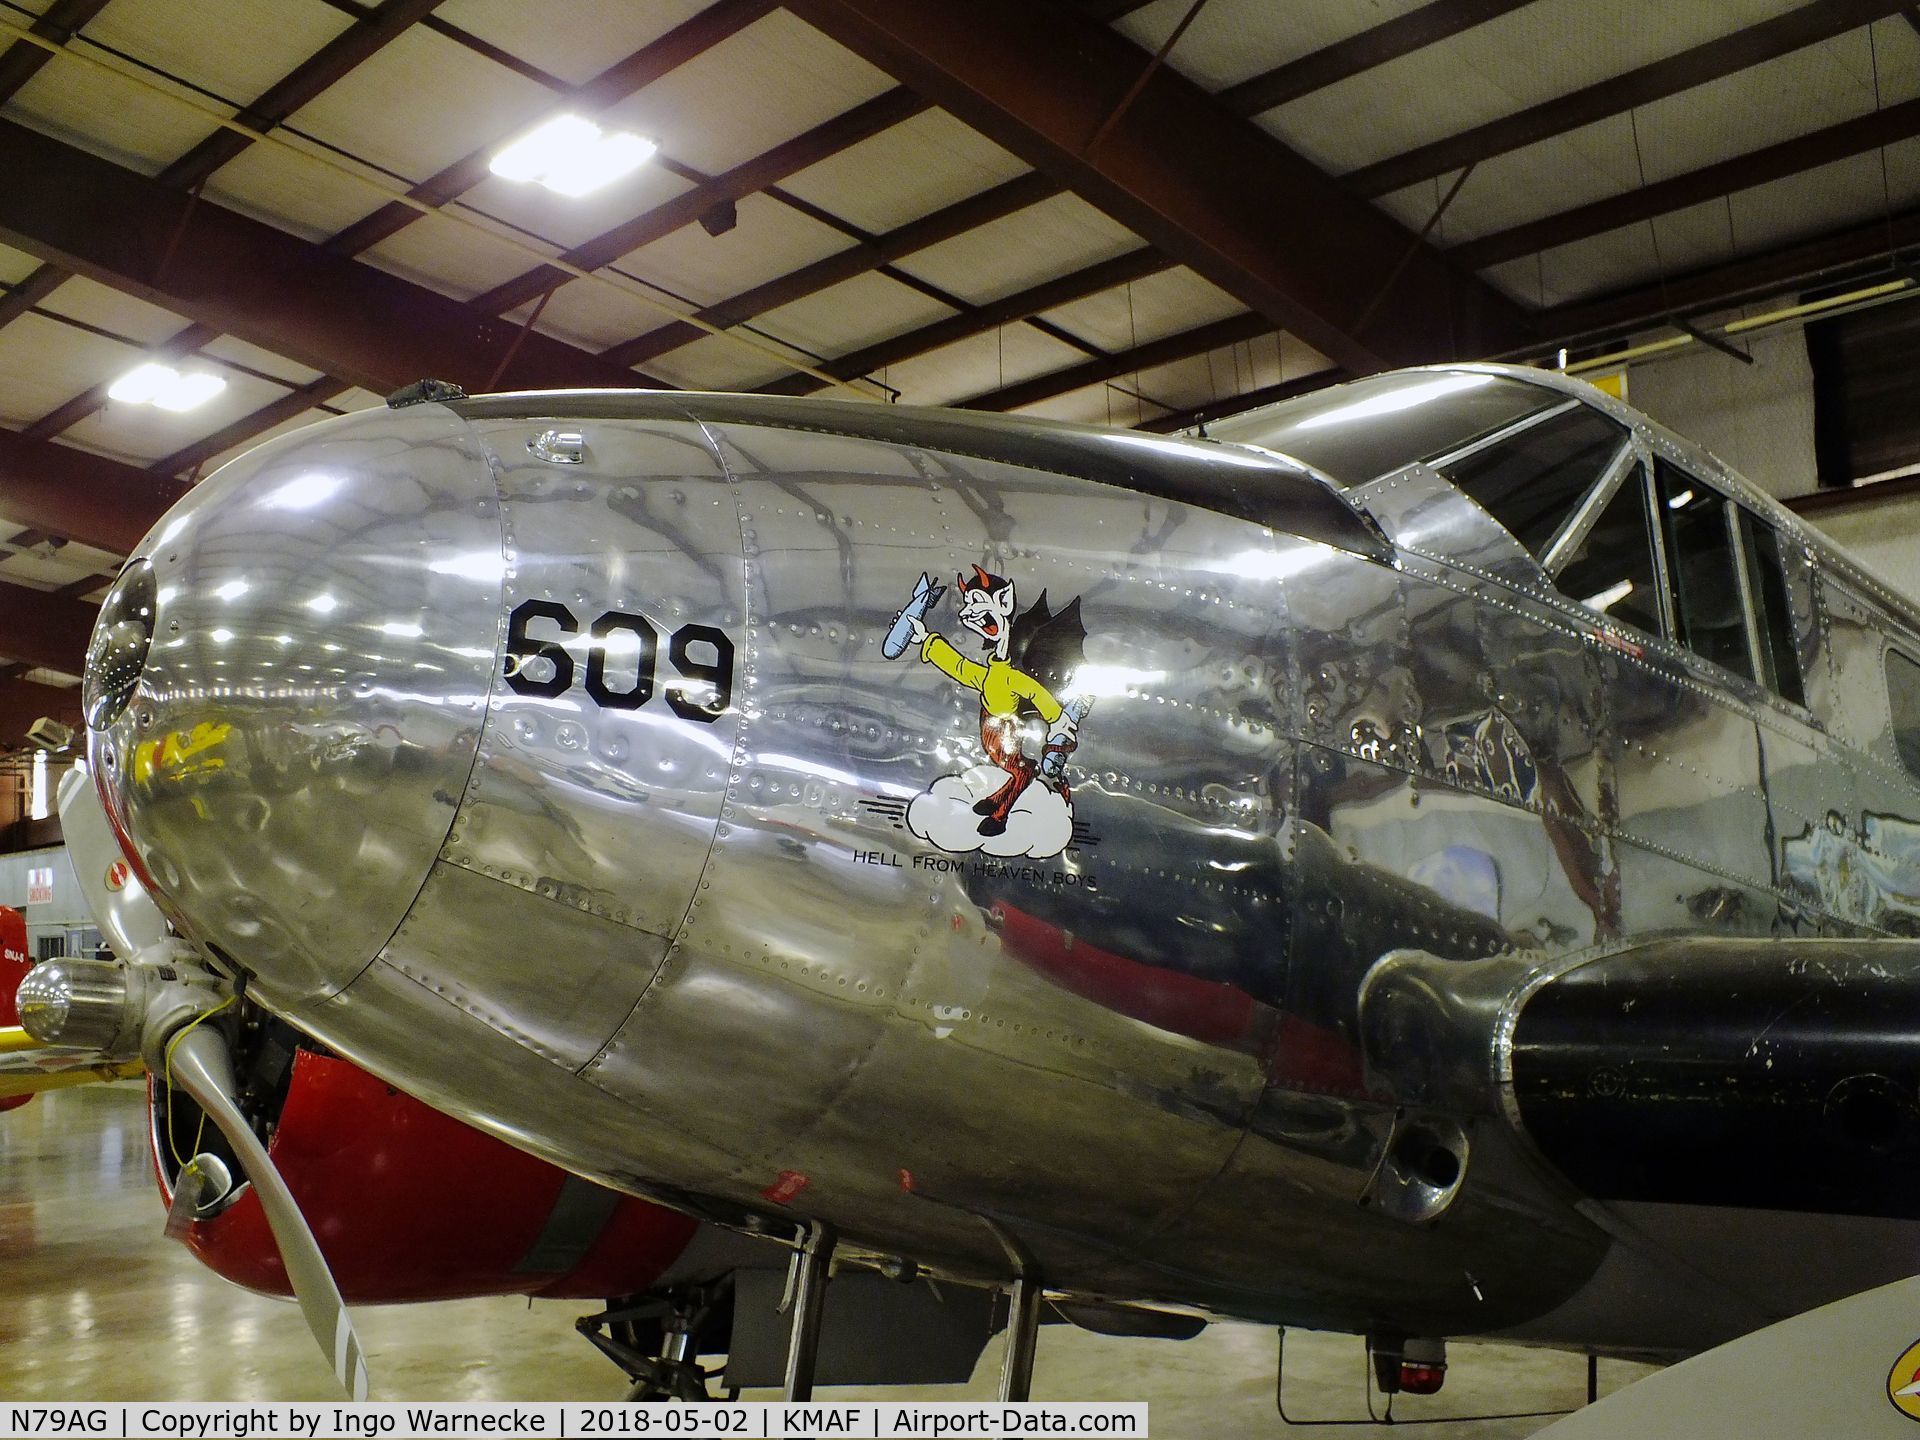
889, 566, 1093, 856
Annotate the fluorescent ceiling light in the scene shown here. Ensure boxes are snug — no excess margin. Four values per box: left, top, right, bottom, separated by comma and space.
490, 113, 658, 196
108, 361, 228, 411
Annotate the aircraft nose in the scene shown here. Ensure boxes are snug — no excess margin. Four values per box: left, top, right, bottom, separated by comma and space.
84, 401, 504, 1010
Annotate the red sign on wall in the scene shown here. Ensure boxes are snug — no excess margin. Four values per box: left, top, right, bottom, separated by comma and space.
25, 867, 52, 906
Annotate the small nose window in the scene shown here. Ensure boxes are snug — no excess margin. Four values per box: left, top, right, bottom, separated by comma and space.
84, 558, 157, 729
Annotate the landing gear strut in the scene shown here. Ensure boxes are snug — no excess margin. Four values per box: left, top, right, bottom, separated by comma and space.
578, 1280, 732, 1401
780, 1221, 837, 1401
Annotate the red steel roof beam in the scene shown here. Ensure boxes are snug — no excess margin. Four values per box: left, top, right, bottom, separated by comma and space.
471, 88, 929, 316
325, 0, 776, 255
958, 310, 1272, 413
0, 426, 188, 556
757, 247, 1172, 396
0, 579, 103, 675
1344, 0, 1910, 199
1448, 95, 1920, 272
0, 118, 663, 395
0, 676, 84, 744
786, 0, 1527, 374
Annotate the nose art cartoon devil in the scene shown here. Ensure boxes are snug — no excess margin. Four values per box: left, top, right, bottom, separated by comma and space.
885, 566, 1093, 859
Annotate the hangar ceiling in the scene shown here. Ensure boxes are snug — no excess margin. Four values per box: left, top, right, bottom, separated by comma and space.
3, 0, 1920, 742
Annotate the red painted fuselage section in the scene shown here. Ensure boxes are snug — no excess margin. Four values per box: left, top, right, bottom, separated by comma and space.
163, 1049, 697, 1303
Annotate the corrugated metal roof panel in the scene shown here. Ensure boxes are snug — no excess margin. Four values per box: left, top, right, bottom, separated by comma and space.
880, 324, 1088, 409
1392, 21, 1920, 247
900, 193, 1141, 305
361, 212, 563, 304
202, 137, 391, 244
0, 244, 41, 286
434, 0, 712, 88
1038, 268, 1242, 353
199, 335, 325, 388
612, 191, 851, 312
79, 0, 352, 111
1121, 0, 1430, 95
596, 10, 895, 177
285, 26, 551, 184
19, 668, 82, 688
0, 546, 108, 591
641, 330, 818, 392
495, 276, 679, 357
6, 52, 221, 174
1263, 0, 1804, 174
776, 109, 1028, 233
36, 277, 192, 349
1017, 330, 1329, 427
754, 270, 957, 371
0, 315, 139, 428
465, 155, 696, 254
1485, 136, 1920, 307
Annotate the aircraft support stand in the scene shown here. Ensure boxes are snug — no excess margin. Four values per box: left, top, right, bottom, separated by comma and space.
999, 1272, 1042, 1401
781, 1221, 836, 1402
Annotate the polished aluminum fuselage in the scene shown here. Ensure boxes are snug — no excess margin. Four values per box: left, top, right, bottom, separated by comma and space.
89, 372, 1920, 1354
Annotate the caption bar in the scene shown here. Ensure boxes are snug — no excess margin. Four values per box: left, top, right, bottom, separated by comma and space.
0, 1404, 1148, 1439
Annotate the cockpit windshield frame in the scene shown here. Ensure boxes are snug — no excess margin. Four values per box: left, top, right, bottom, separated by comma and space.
1203, 370, 1566, 487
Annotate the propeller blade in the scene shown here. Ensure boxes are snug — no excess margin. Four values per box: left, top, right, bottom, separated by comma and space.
56, 766, 168, 960
165, 1023, 371, 1400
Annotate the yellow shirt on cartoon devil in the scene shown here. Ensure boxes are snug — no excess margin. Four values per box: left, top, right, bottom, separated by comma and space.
920, 633, 1063, 724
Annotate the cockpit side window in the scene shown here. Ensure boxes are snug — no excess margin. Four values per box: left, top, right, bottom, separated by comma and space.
1440, 405, 1631, 560
1654, 461, 1756, 684
1738, 510, 1807, 707
1888, 649, 1920, 780
1552, 463, 1665, 638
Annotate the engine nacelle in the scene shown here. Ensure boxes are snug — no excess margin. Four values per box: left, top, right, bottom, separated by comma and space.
152, 1039, 697, 1304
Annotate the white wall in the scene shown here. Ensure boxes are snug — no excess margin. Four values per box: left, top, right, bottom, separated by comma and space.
0, 844, 91, 955
1806, 494, 1920, 608
1622, 326, 1819, 502
1606, 320, 1920, 607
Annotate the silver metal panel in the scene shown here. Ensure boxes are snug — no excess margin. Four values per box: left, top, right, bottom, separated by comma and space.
1286, 544, 1413, 766
377, 857, 669, 1071
92, 403, 503, 1009
1610, 839, 1778, 939
582, 418, 1296, 1283
1820, 575, 1900, 765
1350, 463, 1539, 588
291, 940, 744, 1195
1603, 648, 1770, 893
447, 417, 745, 942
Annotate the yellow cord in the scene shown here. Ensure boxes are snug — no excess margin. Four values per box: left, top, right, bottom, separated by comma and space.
161, 995, 236, 1173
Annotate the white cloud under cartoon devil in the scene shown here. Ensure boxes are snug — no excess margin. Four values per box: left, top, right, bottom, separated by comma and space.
884, 565, 1093, 860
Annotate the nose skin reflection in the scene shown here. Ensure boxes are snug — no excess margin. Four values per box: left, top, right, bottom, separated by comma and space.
85, 559, 157, 729
92, 403, 506, 1012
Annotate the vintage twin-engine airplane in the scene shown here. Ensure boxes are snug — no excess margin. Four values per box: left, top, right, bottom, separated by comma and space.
16, 361, 1920, 1402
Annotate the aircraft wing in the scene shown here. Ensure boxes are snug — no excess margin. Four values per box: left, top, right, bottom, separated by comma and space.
0, 1026, 143, 1096
1536, 1275, 1920, 1438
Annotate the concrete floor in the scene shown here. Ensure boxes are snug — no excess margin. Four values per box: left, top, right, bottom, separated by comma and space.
0, 1084, 1657, 1435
